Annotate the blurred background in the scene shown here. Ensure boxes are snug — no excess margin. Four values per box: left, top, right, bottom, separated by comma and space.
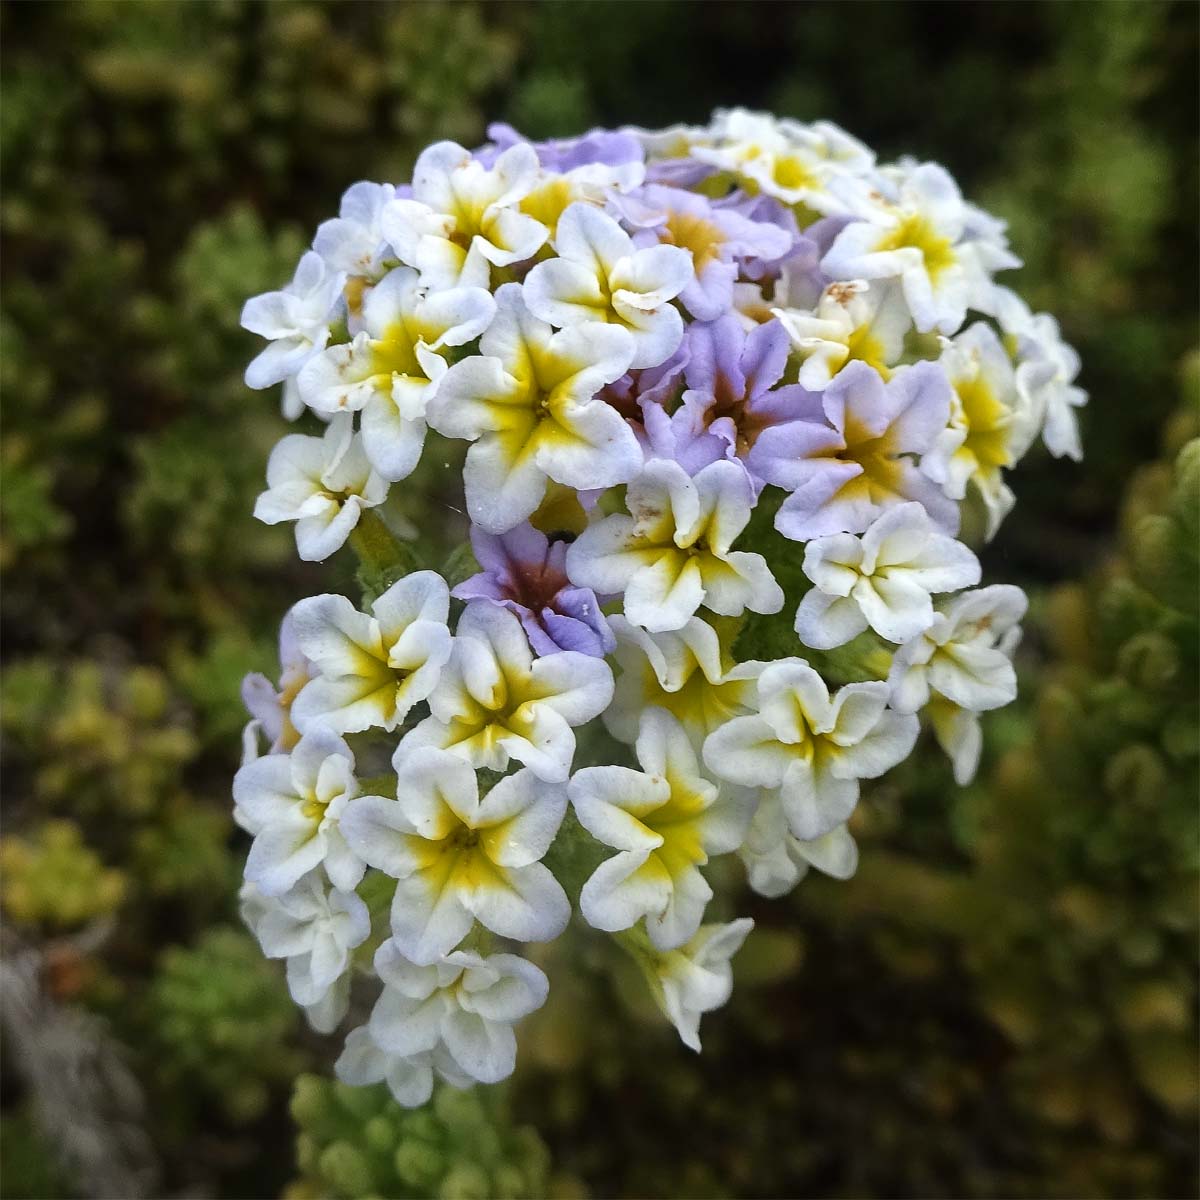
1, 2, 1197, 1197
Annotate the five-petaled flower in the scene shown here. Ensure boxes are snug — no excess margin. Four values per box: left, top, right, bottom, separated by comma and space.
793, 501, 981, 649
298, 266, 495, 481
570, 708, 754, 950
365, 941, 548, 1085
566, 458, 783, 632
253, 413, 388, 562
398, 603, 613, 782
524, 202, 694, 369
703, 659, 918, 842
289, 572, 453, 735
341, 747, 570, 963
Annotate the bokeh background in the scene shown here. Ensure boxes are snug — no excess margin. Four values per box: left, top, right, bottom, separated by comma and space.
1, 2, 1197, 1197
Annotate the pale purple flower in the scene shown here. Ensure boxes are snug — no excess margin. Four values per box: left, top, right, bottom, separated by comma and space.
618, 186, 793, 321
484, 122, 645, 173
596, 338, 690, 454
747, 359, 959, 541
666, 315, 815, 487
240, 607, 312, 766
453, 523, 615, 658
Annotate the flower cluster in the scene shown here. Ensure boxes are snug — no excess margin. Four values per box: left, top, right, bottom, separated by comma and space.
234, 110, 1083, 1104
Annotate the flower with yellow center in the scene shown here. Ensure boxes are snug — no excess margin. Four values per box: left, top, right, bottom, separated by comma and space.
566, 458, 783, 633
380, 140, 550, 290
233, 729, 364, 895
289, 571, 452, 735
427, 283, 640, 534
297, 266, 495, 482
523, 202, 694, 369
693, 110, 873, 218
702, 659, 918, 842
773, 279, 911, 390
570, 708, 755, 950
822, 161, 1008, 334
398, 603, 613, 783
922, 322, 1039, 539
253, 412, 388, 562
604, 613, 764, 748
749, 359, 959, 542
340, 748, 570, 965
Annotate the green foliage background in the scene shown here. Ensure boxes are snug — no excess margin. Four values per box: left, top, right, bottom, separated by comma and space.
1, 3, 1196, 1197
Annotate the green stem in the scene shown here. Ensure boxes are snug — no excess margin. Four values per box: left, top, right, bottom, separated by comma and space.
350, 510, 421, 605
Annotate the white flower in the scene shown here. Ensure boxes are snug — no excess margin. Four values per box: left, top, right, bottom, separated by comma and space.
565, 459, 783, 633
793, 502, 981, 649
241, 251, 346, 389
822, 162, 1012, 334
313, 181, 398, 281
380, 141, 549, 289
649, 917, 755, 1052
703, 660, 918, 841
739, 789, 858, 898
921, 322, 1038, 539
234, 728, 364, 894
241, 873, 370, 1032
290, 572, 453, 735
252, 414, 388, 562
696, 109, 873, 214
604, 614, 764, 748
340, 749, 569, 964
772, 279, 911, 391
992, 286, 1087, 462
335, 1027, 473, 1109
367, 940, 548, 1085
569, 709, 754, 950
297, 266, 495, 481
888, 583, 1026, 715
523, 202, 693, 368
398, 603, 613, 783
426, 284, 639, 533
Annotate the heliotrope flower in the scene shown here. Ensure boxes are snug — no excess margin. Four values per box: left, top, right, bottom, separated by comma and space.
289, 572, 452, 735
645, 916, 755, 1052
429, 283, 640, 532
523, 202, 694, 369
604, 613, 763, 748
570, 709, 753, 949
381, 140, 550, 290
234, 728, 364, 895
703, 660, 918, 841
242, 873, 370, 1033
253, 413, 388, 562
566, 458, 783, 632
398, 602, 613, 782
667, 314, 814, 484
617, 184, 792, 321
749, 359, 958, 541
240, 607, 311, 765
921, 322, 1038, 539
241, 250, 346, 389
738, 789, 858, 899
365, 940, 548, 1085
793, 502, 981, 649
297, 266, 495, 481
822, 160, 1018, 334
773, 279, 911, 390
341, 748, 569, 963
452, 522, 614, 657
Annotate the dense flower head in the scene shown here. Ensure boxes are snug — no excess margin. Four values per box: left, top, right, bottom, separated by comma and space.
235, 110, 1082, 1100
